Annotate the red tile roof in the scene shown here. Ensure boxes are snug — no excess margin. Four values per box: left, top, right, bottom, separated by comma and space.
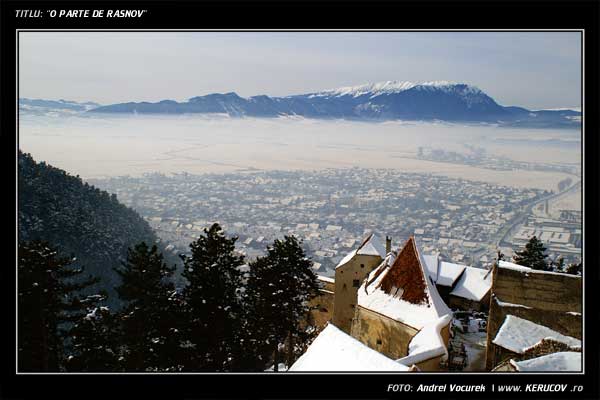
378, 236, 428, 305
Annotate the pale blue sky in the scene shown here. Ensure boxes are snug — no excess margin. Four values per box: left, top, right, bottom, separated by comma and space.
19, 31, 582, 109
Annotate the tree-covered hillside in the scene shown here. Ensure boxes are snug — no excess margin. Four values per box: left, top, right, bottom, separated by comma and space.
18, 151, 166, 307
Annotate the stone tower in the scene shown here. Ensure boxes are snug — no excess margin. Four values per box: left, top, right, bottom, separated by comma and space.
332, 233, 385, 333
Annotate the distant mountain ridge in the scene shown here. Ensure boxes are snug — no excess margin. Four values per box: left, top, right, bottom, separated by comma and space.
21, 81, 581, 128
20, 98, 100, 111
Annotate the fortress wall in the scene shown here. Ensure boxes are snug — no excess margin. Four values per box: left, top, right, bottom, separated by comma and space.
485, 265, 582, 370
351, 306, 418, 360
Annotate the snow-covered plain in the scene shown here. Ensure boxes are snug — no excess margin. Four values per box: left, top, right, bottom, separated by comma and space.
19, 114, 580, 190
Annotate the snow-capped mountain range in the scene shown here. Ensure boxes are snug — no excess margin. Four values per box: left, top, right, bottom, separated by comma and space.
19, 81, 581, 128
20, 98, 100, 112
308, 80, 478, 98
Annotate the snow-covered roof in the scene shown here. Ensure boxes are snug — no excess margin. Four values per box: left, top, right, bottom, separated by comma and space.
436, 261, 466, 287
317, 275, 335, 284
335, 233, 384, 269
288, 324, 410, 372
358, 237, 451, 330
335, 249, 357, 269
492, 315, 581, 354
357, 234, 386, 257
422, 253, 439, 282
449, 266, 492, 301
397, 314, 452, 366
509, 352, 581, 372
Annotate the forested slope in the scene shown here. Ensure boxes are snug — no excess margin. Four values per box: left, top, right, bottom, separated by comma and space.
18, 151, 167, 307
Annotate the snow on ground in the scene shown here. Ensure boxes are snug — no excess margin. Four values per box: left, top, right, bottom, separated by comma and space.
450, 266, 492, 301
288, 324, 409, 371
453, 331, 487, 371
510, 352, 581, 372
493, 315, 581, 354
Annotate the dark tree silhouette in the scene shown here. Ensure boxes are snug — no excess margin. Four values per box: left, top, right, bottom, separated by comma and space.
114, 242, 182, 371
180, 223, 245, 371
18, 240, 99, 371
66, 304, 121, 372
244, 236, 319, 371
513, 236, 549, 270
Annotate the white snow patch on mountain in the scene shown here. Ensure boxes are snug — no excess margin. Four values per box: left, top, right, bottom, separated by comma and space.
308, 80, 483, 99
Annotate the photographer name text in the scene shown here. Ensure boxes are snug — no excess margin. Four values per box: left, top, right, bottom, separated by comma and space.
387, 383, 584, 393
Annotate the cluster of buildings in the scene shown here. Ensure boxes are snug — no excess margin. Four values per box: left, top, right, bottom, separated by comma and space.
89, 168, 549, 272
417, 145, 580, 176
291, 233, 582, 373
510, 214, 582, 265
86, 169, 582, 373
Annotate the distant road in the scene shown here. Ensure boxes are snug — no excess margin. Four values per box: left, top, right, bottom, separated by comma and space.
495, 180, 581, 248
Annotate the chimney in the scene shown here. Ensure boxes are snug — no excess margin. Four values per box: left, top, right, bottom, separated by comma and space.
385, 236, 392, 254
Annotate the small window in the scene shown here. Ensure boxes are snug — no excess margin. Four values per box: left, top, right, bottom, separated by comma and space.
360, 264, 365, 268
353, 279, 360, 287
376, 339, 382, 345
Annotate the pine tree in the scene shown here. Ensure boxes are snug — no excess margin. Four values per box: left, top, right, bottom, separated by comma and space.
513, 236, 549, 270
18, 240, 99, 371
244, 236, 319, 371
113, 242, 180, 371
180, 223, 245, 371
65, 301, 121, 372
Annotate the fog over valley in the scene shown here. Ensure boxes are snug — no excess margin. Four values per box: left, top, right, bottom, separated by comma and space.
19, 114, 580, 192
